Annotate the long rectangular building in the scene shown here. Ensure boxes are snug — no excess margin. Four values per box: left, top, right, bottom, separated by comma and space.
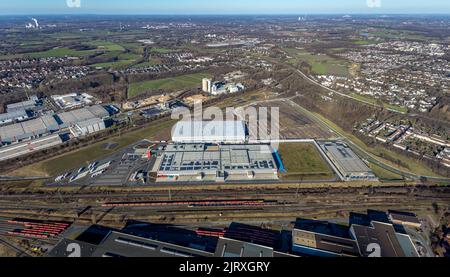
6, 96, 38, 113
0, 109, 29, 126
319, 141, 377, 181
153, 143, 279, 182
55, 105, 110, 128
350, 221, 419, 257
293, 211, 419, 257
0, 104, 111, 143
0, 114, 60, 144
172, 120, 247, 144
69, 117, 106, 138
292, 219, 360, 257
0, 134, 64, 161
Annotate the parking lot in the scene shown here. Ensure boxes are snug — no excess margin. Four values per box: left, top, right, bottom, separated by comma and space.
47, 140, 162, 187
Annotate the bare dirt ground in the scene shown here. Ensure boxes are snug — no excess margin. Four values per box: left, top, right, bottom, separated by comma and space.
252, 100, 334, 139
0, 243, 19, 257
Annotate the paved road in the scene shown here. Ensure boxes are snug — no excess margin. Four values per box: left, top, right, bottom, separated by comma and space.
293, 68, 406, 114
266, 56, 406, 114
0, 176, 49, 181
282, 98, 450, 183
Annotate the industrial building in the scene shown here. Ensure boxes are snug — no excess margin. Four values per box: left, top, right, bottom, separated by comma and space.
6, 96, 39, 113
215, 237, 275, 257
55, 105, 110, 128
211, 82, 245, 95
0, 114, 60, 144
202, 78, 244, 95
388, 211, 422, 229
51, 93, 97, 110
202, 78, 212, 93
292, 219, 360, 257
0, 96, 41, 126
0, 104, 115, 162
350, 221, 418, 257
49, 221, 292, 257
48, 210, 421, 258
152, 143, 279, 182
292, 210, 419, 257
0, 105, 111, 144
0, 109, 30, 126
172, 120, 247, 144
0, 134, 64, 161
318, 141, 377, 181
69, 117, 106, 138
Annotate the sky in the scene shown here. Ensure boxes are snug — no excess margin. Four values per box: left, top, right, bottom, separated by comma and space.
0, 0, 449, 15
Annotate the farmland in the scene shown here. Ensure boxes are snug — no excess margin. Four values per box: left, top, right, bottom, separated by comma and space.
284, 48, 351, 77
128, 72, 211, 98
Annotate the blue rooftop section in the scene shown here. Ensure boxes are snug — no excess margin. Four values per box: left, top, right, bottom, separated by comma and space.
273, 150, 286, 173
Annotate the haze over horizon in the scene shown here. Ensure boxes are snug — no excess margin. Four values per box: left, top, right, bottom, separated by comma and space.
0, 0, 449, 15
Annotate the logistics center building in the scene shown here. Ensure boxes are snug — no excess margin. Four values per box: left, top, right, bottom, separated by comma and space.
171, 120, 247, 144
318, 141, 377, 181
152, 143, 279, 182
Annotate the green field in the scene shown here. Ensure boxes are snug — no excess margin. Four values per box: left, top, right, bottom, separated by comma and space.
0, 54, 24, 60
306, 109, 440, 178
120, 42, 145, 54
369, 162, 405, 181
91, 52, 142, 69
132, 60, 162, 68
28, 47, 98, 58
284, 48, 350, 77
352, 40, 378, 45
12, 120, 175, 177
278, 143, 335, 180
86, 41, 125, 52
128, 72, 211, 98
150, 48, 176, 53
91, 59, 136, 69
27, 41, 126, 58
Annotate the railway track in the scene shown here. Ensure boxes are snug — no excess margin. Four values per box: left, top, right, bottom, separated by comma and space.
0, 235, 32, 257
1, 183, 449, 201
0, 193, 448, 220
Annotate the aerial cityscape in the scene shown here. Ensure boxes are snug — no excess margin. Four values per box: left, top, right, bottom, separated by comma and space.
0, 0, 449, 266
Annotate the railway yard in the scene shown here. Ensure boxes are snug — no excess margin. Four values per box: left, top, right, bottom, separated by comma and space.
0, 182, 448, 256
0, 13, 448, 259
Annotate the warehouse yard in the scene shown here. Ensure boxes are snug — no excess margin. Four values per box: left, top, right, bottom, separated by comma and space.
252, 100, 335, 140
9, 120, 174, 177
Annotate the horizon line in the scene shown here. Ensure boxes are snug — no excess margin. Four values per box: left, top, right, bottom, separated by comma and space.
0, 12, 449, 16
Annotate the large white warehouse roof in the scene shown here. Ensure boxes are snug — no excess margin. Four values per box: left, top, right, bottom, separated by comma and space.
172, 121, 246, 144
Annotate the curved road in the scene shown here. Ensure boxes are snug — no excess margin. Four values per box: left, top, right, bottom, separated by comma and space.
282, 98, 450, 183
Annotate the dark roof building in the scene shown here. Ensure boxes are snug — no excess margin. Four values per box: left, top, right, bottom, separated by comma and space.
92, 232, 214, 257
215, 237, 275, 257
388, 211, 422, 229
292, 219, 360, 257
293, 210, 420, 257
350, 221, 419, 257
